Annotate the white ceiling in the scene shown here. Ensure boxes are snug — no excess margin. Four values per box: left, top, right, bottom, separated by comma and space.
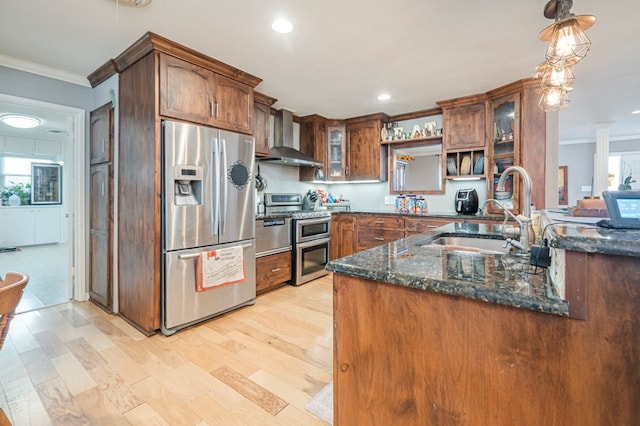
0, 0, 639, 143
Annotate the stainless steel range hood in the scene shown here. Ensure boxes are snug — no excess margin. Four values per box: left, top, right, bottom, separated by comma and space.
259, 109, 323, 168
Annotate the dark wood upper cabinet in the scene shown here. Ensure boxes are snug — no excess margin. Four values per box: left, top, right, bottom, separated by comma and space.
159, 53, 254, 134
440, 100, 487, 150
253, 92, 277, 157
159, 53, 216, 125
89, 102, 113, 165
213, 74, 254, 134
299, 114, 328, 181
346, 113, 389, 181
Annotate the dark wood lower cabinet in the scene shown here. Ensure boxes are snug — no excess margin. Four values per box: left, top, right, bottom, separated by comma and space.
333, 251, 640, 425
256, 251, 291, 295
330, 214, 356, 260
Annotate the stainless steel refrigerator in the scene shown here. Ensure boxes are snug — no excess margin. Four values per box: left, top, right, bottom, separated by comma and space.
161, 120, 256, 335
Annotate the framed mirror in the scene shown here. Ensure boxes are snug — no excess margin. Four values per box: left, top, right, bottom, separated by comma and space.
389, 141, 444, 194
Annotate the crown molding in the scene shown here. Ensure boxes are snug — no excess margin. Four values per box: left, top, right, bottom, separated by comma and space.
560, 134, 640, 145
0, 54, 90, 87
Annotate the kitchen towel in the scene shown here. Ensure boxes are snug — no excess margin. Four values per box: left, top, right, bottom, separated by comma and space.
196, 245, 245, 291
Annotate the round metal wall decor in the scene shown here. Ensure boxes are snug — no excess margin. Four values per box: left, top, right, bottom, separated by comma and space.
227, 160, 251, 190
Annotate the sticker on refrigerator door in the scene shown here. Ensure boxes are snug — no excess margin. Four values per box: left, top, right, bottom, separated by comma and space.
196, 246, 246, 291
227, 160, 251, 190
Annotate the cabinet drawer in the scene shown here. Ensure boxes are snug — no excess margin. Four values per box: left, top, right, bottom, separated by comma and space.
405, 217, 459, 235
357, 228, 405, 251
256, 251, 291, 294
358, 216, 404, 229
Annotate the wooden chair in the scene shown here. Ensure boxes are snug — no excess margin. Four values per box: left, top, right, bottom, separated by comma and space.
0, 272, 29, 351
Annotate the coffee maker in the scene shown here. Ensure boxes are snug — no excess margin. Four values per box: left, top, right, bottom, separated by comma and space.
455, 188, 479, 215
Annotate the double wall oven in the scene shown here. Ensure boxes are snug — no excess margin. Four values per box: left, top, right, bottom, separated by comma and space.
264, 193, 331, 285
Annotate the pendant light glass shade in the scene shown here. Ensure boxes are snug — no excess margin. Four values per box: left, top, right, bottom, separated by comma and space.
541, 64, 575, 90
538, 87, 570, 112
544, 18, 592, 66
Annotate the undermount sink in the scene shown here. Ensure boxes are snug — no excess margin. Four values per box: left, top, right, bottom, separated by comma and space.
422, 236, 513, 254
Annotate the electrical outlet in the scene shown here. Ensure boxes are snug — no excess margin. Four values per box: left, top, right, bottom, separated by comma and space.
384, 196, 395, 205
581, 185, 592, 192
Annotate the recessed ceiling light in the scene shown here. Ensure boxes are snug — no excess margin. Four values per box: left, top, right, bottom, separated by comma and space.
271, 19, 293, 34
0, 114, 42, 129
632, 110, 640, 115
377, 94, 391, 101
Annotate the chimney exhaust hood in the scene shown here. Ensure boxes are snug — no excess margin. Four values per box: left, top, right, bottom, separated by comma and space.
259, 109, 323, 168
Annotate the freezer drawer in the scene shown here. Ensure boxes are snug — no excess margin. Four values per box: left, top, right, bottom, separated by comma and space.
163, 240, 256, 333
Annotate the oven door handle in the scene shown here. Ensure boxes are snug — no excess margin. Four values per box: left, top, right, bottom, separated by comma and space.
296, 237, 330, 250
296, 217, 331, 226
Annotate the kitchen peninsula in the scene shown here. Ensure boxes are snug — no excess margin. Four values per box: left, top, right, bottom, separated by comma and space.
327, 214, 640, 425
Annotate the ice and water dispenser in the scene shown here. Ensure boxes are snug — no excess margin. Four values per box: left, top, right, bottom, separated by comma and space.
174, 165, 203, 205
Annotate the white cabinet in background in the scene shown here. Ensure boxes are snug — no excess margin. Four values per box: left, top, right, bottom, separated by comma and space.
1, 206, 62, 247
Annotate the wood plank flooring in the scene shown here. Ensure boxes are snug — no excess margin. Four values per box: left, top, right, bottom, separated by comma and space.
0, 274, 333, 425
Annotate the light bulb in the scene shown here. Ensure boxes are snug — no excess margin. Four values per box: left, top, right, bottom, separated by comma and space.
545, 18, 591, 66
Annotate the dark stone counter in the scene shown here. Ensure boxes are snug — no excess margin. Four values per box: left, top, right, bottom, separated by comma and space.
327, 222, 568, 317
543, 210, 640, 257
330, 210, 508, 222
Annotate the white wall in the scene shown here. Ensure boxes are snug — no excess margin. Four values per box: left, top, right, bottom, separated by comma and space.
559, 138, 640, 204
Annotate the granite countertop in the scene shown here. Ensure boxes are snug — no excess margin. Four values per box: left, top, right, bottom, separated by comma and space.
542, 210, 640, 257
330, 210, 511, 222
327, 222, 569, 317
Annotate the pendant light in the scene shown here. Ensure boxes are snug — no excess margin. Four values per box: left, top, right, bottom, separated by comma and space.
535, 0, 596, 112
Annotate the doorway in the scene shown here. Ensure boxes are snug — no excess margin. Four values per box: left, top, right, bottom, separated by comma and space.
0, 93, 86, 312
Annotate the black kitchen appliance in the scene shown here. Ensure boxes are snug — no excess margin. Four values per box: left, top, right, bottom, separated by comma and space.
455, 188, 479, 215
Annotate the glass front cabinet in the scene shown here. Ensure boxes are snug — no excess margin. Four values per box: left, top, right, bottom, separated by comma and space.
327, 124, 347, 180
487, 92, 521, 215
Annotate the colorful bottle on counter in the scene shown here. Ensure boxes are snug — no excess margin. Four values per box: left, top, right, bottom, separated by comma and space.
406, 194, 416, 214
416, 196, 427, 214
395, 194, 405, 213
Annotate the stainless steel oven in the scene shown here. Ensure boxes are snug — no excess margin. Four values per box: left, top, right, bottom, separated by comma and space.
295, 236, 330, 285
293, 215, 331, 285
295, 216, 331, 243
263, 192, 332, 286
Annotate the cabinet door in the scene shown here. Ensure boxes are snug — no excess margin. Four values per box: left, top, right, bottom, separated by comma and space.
34, 207, 62, 244
487, 92, 521, 215
330, 214, 356, 260
89, 164, 113, 310
299, 116, 327, 182
159, 53, 216, 124
444, 103, 486, 150
347, 120, 386, 180
89, 102, 113, 165
0, 209, 5, 247
5, 208, 35, 246
213, 74, 254, 134
327, 125, 347, 180
254, 101, 271, 156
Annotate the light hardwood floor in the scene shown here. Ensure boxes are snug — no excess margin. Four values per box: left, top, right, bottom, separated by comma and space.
0, 275, 333, 425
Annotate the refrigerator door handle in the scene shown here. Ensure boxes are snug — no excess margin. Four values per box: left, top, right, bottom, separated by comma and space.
178, 242, 254, 259
220, 138, 228, 235
178, 253, 200, 260
212, 138, 220, 235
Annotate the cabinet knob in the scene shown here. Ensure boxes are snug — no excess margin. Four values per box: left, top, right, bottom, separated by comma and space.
340, 363, 349, 372
271, 268, 281, 273
374, 237, 384, 241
